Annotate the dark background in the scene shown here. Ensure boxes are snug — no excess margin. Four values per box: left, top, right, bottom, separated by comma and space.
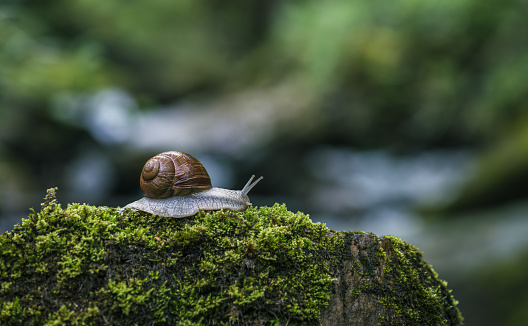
2, 1, 528, 324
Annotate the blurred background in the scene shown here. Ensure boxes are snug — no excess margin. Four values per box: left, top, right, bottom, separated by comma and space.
1, 0, 528, 324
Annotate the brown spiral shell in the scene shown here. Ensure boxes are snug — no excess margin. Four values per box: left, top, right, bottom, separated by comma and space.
140, 151, 212, 199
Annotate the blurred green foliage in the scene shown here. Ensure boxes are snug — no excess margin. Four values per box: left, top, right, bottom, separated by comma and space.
466, 247, 528, 326
272, 0, 528, 147
2, 0, 528, 149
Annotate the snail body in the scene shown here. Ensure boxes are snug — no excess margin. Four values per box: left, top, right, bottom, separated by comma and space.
125, 151, 263, 218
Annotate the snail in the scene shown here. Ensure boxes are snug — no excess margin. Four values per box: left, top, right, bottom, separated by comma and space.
124, 151, 263, 218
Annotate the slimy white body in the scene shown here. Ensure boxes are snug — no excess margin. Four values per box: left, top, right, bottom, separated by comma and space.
125, 175, 262, 218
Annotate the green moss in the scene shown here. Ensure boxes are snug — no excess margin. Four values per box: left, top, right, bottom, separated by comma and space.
0, 189, 339, 325
343, 234, 463, 325
0, 188, 462, 325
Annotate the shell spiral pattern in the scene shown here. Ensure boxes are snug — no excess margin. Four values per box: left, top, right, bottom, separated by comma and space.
139, 151, 212, 199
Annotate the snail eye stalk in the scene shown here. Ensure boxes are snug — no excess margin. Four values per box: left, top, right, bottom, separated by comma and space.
242, 175, 264, 196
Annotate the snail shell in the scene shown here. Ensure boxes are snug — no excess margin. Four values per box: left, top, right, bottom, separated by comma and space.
125, 151, 263, 218
140, 151, 212, 199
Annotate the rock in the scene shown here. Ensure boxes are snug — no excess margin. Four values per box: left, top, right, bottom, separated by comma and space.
0, 188, 462, 325
321, 233, 461, 325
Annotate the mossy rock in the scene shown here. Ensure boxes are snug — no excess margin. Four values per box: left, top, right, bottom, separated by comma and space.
0, 189, 462, 325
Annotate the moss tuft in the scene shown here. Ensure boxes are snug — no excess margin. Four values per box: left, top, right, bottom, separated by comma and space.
376, 235, 462, 325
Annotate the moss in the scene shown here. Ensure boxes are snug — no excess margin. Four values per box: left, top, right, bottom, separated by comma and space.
0, 188, 462, 325
337, 234, 463, 325
381, 236, 458, 324
1, 189, 338, 325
